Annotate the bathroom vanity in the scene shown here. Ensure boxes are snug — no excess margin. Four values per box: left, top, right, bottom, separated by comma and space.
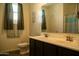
29, 33, 79, 56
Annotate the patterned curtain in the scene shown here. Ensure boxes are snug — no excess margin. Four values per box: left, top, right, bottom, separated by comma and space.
17, 4, 24, 30
4, 3, 13, 30
4, 3, 24, 30
65, 15, 78, 33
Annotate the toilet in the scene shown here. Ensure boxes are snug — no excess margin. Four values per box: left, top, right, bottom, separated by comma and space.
18, 43, 29, 55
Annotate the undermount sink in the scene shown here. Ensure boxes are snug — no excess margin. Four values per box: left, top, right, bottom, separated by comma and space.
51, 37, 79, 47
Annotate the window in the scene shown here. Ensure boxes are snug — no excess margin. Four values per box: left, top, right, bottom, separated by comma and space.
12, 3, 18, 24
4, 3, 24, 30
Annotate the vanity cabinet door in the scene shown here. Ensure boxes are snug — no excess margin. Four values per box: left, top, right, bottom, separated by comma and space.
35, 40, 44, 56
30, 39, 44, 56
30, 39, 36, 56
58, 46, 79, 56
43, 42, 57, 56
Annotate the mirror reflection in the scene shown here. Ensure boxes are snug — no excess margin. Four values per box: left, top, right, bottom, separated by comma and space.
41, 3, 79, 33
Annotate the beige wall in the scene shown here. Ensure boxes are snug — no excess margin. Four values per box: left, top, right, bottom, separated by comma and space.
44, 3, 63, 33
0, 3, 30, 52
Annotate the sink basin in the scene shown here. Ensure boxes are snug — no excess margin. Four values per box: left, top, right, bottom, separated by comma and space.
52, 37, 79, 47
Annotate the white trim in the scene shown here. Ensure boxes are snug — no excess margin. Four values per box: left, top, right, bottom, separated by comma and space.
0, 48, 20, 53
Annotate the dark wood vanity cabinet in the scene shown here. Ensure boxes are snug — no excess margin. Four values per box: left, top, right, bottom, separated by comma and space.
57, 46, 79, 56
30, 38, 43, 56
34, 39, 44, 56
30, 38, 79, 56
30, 38, 36, 56
43, 42, 57, 56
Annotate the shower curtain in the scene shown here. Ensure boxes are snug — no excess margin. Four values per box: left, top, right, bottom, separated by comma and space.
65, 15, 78, 33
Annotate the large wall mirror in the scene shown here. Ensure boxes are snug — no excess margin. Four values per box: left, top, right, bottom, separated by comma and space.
41, 3, 79, 34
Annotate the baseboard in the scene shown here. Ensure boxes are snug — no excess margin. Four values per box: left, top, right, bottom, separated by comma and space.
0, 48, 20, 53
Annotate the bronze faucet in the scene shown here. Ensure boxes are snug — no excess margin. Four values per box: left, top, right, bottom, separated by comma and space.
44, 33, 48, 37
66, 36, 73, 42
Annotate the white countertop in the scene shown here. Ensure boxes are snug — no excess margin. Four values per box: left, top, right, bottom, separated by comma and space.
29, 33, 79, 52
